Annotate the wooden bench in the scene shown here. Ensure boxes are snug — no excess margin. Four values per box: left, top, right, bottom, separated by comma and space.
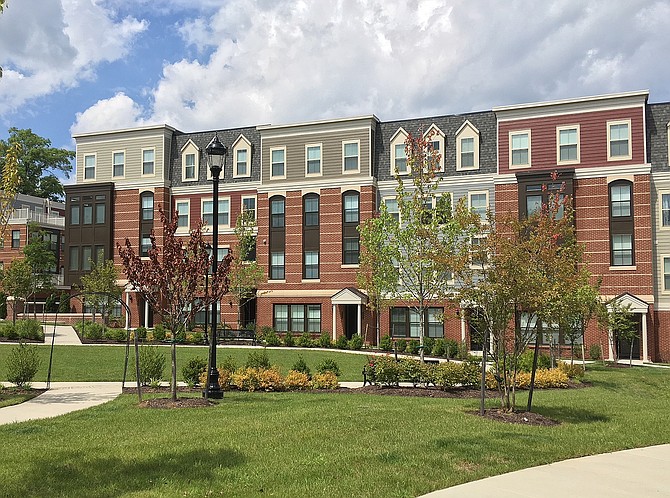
218, 328, 257, 345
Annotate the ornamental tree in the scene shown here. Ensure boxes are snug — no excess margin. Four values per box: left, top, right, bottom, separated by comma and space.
81, 259, 122, 327
118, 206, 232, 401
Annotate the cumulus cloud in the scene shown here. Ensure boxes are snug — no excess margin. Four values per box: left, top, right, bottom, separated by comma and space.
61, 0, 670, 135
70, 92, 148, 135
0, 0, 147, 114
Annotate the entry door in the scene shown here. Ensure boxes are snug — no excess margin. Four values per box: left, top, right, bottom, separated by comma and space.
617, 314, 641, 360
344, 304, 357, 339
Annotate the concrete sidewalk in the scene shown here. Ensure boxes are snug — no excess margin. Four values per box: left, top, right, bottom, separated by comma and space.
42, 324, 82, 345
0, 382, 121, 425
420, 444, 670, 497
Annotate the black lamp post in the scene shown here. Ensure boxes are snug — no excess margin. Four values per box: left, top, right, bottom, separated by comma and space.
204, 134, 227, 399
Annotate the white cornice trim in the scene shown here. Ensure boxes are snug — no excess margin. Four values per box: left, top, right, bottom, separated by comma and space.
106, 181, 171, 190
377, 174, 495, 190
171, 181, 261, 196
73, 123, 178, 139
257, 115, 378, 134
493, 164, 651, 184
258, 176, 374, 193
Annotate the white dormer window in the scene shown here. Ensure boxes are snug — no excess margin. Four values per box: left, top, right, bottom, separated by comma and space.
456, 121, 480, 171
232, 135, 252, 178
390, 128, 409, 175
424, 124, 445, 172
181, 140, 200, 182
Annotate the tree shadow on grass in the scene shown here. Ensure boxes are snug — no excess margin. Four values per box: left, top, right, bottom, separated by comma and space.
533, 405, 609, 424
6, 446, 245, 497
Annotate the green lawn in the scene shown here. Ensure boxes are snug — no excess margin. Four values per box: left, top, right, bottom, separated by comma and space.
0, 388, 43, 408
0, 365, 669, 497
0, 344, 369, 383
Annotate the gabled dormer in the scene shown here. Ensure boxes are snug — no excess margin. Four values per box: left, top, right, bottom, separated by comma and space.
455, 120, 480, 171
424, 124, 445, 172
232, 134, 252, 179
390, 127, 409, 176
180, 139, 200, 182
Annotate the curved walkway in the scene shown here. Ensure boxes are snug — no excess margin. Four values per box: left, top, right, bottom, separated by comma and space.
420, 444, 670, 497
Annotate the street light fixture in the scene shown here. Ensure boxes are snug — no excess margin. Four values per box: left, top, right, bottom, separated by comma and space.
204, 134, 227, 399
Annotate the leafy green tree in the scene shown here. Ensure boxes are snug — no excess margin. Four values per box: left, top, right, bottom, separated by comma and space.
81, 259, 122, 327
1, 259, 32, 324
23, 224, 56, 318
608, 300, 638, 366
0, 140, 21, 240
0, 128, 74, 201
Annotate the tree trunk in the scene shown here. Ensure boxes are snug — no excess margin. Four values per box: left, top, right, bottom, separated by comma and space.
480, 340, 486, 416
171, 340, 177, 402
527, 326, 541, 412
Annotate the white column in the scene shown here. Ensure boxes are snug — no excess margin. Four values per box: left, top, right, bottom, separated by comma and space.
642, 312, 649, 362
332, 304, 337, 341
144, 299, 149, 329
357, 304, 362, 337
460, 314, 466, 343
125, 292, 130, 331
608, 327, 615, 361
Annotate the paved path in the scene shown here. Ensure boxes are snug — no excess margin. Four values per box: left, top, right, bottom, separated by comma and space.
420, 444, 670, 497
42, 324, 82, 345
0, 382, 121, 425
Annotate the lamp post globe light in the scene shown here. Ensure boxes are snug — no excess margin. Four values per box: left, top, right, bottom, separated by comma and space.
204, 134, 227, 399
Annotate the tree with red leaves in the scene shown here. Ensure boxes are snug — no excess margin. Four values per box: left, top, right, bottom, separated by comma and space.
118, 206, 232, 401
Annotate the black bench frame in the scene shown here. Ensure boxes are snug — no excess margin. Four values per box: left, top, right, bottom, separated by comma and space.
218, 328, 257, 345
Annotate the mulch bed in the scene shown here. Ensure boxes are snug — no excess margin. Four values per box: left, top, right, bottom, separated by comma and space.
471, 409, 561, 426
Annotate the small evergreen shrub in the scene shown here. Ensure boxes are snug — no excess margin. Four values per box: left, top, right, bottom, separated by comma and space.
558, 360, 585, 379
589, 344, 602, 360
135, 326, 147, 341
373, 356, 401, 386
45, 294, 59, 313
0, 321, 17, 339
283, 331, 295, 347
348, 334, 363, 350
407, 339, 420, 355
182, 356, 207, 387
399, 358, 423, 387
395, 339, 407, 353
334, 334, 348, 349
153, 324, 167, 342
262, 328, 281, 346
245, 350, 271, 369
318, 331, 332, 348
219, 355, 238, 373
315, 358, 341, 377
517, 349, 551, 372
423, 337, 435, 355
461, 358, 482, 388
379, 334, 393, 352
434, 362, 464, 390
0, 292, 7, 319
137, 345, 166, 386
57, 292, 70, 314
432, 339, 445, 357
104, 328, 127, 342
297, 332, 314, 348
284, 370, 311, 390
291, 355, 311, 376
311, 371, 338, 389
444, 339, 459, 359
84, 322, 103, 341
5, 342, 41, 388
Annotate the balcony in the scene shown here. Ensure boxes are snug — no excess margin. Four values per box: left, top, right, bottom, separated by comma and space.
9, 208, 65, 228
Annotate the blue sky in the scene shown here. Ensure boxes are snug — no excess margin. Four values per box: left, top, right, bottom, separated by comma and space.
2, 0, 670, 185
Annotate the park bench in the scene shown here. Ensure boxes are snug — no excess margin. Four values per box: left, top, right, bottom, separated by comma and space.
218, 328, 257, 345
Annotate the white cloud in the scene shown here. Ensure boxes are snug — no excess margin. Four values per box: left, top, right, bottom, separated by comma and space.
0, 0, 147, 114
70, 92, 149, 135
63, 0, 670, 136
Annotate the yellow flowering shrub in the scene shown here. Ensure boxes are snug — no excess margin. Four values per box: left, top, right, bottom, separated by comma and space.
284, 370, 311, 390
311, 372, 339, 389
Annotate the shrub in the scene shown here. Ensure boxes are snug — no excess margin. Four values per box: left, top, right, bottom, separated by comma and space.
283, 331, 295, 347
291, 355, 311, 377
5, 343, 41, 388
57, 292, 70, 314
182, 356, 207, 387
135, 326, 147, 341
517, 349, 551, 372
487, 368, 569, 389
311, 371, 338, 389
318, 331, 332, 348
461, 358, 482, 388
284, 370, 311, 390
348, 334, 363, 350
399, 358, 423, 387
335, 335, 349, 349
219, 355, 238, 373
434, 362, 464, 390
373, 356, 401, 386
137, 345, 166, 386
315, 358, 341, 377
84, 322, 103, 341
444, 339, 459, 359
432, 339, 445, 357
258, 367, 284, 391
395, 338, 407, 353
456, 341, 471, 360
589, 344, 602, 360
153, 324, 167, 342
0, 321, 17, 339
297, 332, 314, 348
558, 360, 585, 379
423, 337, 435, 355
199, 367, 234, 391
0, 292, 7, 319
407, 339, 420, 355
231, 367, 261, 391
45, 293, 59, 313
105, 328, 127, 342
263, 328, 281, 347
379, 334, 393, 351
245, 350, 271, 369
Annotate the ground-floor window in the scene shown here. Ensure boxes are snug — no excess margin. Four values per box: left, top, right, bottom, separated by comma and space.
274, 304, 321, 333
521, 312, 583, 346
390, 307, 443, 338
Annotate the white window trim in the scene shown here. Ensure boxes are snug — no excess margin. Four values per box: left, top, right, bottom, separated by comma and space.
181, 140, 200, 182
175, 199, 190, 233
342, 140, 360, 174
660, 191, 670, 230
83, 153, 96, 181
662, 255, 670, 294
556, 124, 580, 166
509, 129, 531, 169
232, 135, 252, 179
111, 150, 125, 179
468, 190, 489, 224
382, 196, 400, 224
141, 148, 156, 177
469, 234, 489, 270
305, 143, 323, 177
201, 196, 231, 232
424, 124, 445, 172
456, 121, 480, 171
270, 146, 287, 180
607, 119, 632, 161
390, 128, 409, 176
241, 194, 258, 221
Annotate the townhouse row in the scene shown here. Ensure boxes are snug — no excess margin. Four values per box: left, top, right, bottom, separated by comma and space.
56, 90, 670, 361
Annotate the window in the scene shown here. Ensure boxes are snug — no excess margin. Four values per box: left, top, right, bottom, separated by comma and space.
232, 135, 252, 178
176, 201, 189, 229
242, 196, 256, 220
343, 192, 359, 223
343, 237, 359, 265
142, 149, 155, 175
662, 194, 670, 227
70, 204, 80, 225
236, 149, 248, 177
456, 121, 480, 171
307, 305, 321, 332
274, 305, 288, 332
95, 203, 105, 224
83, 203, 93, 224
82, 246, 92, 271
608, 120, 631, 160
557, 126, 579, 164
664, 257, 670, 292
84, 155, 96, 180
343, 141, 359, 172
113, 151, 125, 177
141, 193, 154, 221
141, 235, 151, 257
271, 197, 285, 228
342, 191, 360, 265
290, 305, 305, 332
69, 247, 79, 271
461, 137, 474, 168
469, 192, 488, 222
518, 173, 574, 221
271, 148, 286, 178
304, 195, 319, 226
394, 144, 407, 174
470, 235, 487, 267
384, 198, 399, 223
510, 131, 530, 167
424, 125, 445, 171
184, 153, 196, 180
274, 304, 321, 333
427, 308, 443, 338
609, 180, 634, 267
391, 307, 443, 338
271, 251, 285, 280
306, 145, 321, 175
11, 230, 20, 248
304, 250, 319, 279
202, 199, 230, 227
95, 245, 105, 263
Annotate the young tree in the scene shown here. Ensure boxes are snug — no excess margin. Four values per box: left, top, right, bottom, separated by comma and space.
0, 128, 74, 201
0, 258, 32, 323
358, 129, 477, 361
23, 224, 57, 319
0, 140, 20, 241
118, 206, 232, 401
227, 210, 264, 328
608, 300, 638, 366
81, 259, 122, 327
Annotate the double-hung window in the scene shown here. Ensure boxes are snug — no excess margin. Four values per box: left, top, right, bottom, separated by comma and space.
236, 149, 248, 177
269, 195, 286, 280
271, 148, 286, 178
608, 121, 631, 160
557, 126, 579, 163
609, 180, 634, 266
271, 252, 285, 280
176, 201, 189, 229
342, 191, 360, 265
394, 144, 407, 174
202, 199, 230, 227
343, 141, 359, 172
662, 193, 670, 227
306, 145, 321, 175
84, 155, 96, 180
184, 153, 196, 180
142, 149, 155, 175
11, 230, 20, 248
113, 152, 125, 177
510, 131, 530, 167
303, 194, 320, 279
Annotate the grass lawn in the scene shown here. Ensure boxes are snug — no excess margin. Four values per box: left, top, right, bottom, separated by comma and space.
0, 365, 669, 497
0, 388, 43, 408
0, 344, 369, 383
